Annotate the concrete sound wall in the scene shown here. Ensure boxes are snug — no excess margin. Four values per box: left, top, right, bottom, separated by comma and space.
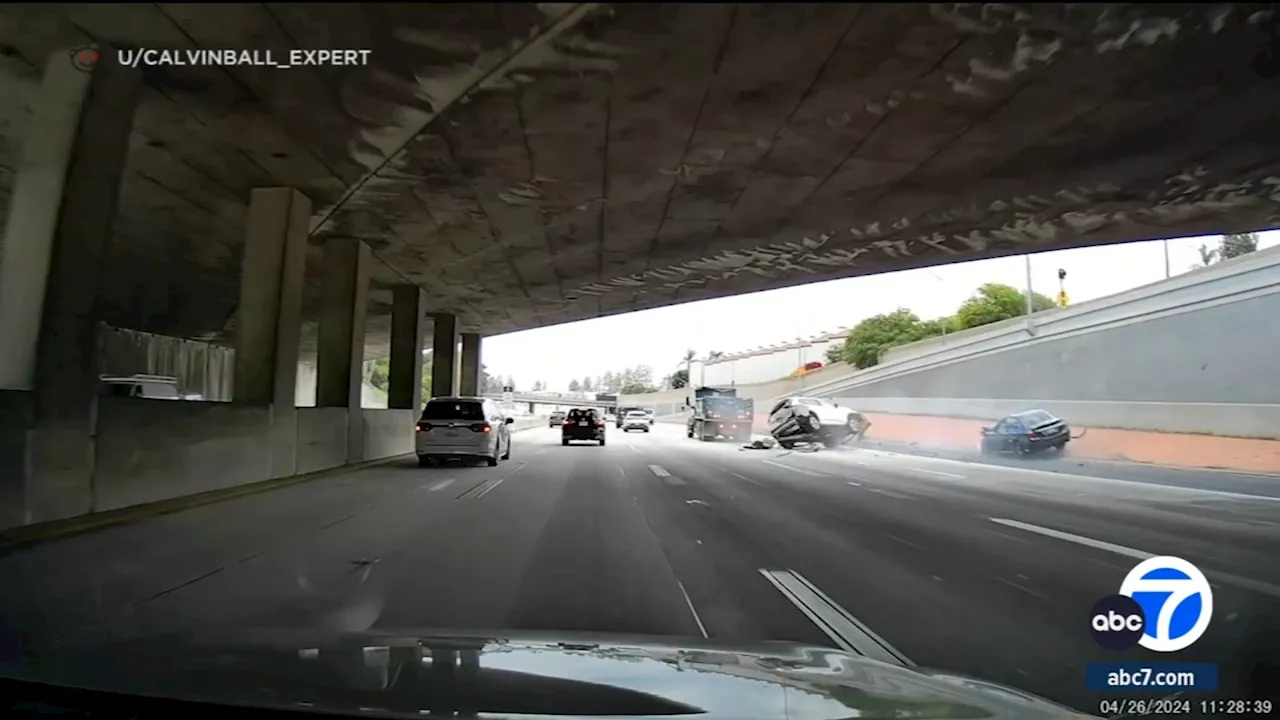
811, 245, 1280, 410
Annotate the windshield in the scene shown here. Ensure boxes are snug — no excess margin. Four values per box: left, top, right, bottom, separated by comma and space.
4, 7, 1276, 720
702, 397, 750, 413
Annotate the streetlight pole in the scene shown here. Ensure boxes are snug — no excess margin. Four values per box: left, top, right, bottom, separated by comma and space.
928, 271, 947, 335
1024, 254, 1034, 316
1024, 254, 1036, 336
1162, 239, 1171, 279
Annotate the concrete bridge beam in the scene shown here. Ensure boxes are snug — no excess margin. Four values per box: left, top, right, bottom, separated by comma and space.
0, 46, 141, 525
459, 333, 482, 397
316, 237, 371, 463
232, 187, 311, 480
429, 314, 458, 399
388, 286, 426, 413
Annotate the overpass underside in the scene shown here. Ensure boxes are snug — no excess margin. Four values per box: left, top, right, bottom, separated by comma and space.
3, 3, 1280, 355
2, 3, 1280, 528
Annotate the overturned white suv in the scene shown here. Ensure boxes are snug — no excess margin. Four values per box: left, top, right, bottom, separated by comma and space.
765, 396, 870, 449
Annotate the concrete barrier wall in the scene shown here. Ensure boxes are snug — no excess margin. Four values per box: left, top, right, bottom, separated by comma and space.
94, 398, 272, 512
809, 245, 1280, 403
827, 290, 1280, 407
362, 409, 414, 461
832, 397, 1280, 440
296, 407, 349, 474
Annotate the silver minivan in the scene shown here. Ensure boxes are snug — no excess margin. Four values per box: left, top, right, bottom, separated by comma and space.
415, 396, 513, 467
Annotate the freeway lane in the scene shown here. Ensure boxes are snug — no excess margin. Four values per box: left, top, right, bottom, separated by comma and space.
0, 422, 1275, 715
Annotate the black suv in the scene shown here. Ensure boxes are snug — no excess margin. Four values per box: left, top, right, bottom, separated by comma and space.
562, 408, 606, 446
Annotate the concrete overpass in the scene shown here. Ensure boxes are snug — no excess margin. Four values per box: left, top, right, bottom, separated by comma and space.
3, 3, 1280, 528
4, 4, 1280, 349
484, 393, 618, 411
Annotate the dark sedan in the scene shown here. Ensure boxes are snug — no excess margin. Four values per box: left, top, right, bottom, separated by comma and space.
979, 409, 1071, 457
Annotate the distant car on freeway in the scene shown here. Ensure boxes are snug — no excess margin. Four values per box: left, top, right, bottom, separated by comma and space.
979, 409, 1071, 457
767, 396, 868, 449
562, 407, 606, 446
415, 396, 513, 467
548, 410, 566, 427
616, 406, 643, 428
620, 410, 651, 433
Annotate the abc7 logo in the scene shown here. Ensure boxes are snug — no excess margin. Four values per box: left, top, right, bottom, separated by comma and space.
1090, 595, 1147, 650
1091, 556, 1214, 652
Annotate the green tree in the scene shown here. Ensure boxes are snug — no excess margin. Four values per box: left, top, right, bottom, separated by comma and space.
839, 309, 943, 369
824, 344, 844, 364
419, 358, 433, 401
568, 379, 581, 392
368, 356, 391, 391
1219, 232, 1259, 260
670, 368, 689, 389
583, 376, 596, 392
952, 282, 1055, 331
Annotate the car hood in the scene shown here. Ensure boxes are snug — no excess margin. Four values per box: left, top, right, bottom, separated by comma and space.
5, 627, 1097, 719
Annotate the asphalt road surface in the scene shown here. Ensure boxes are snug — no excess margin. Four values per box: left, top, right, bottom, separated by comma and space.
0, 422, 1276, 715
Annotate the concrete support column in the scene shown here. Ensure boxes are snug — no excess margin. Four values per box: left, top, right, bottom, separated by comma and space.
459, 333, 482, 396
233, 187, 311, 479
429, 314, 458, 399
316, 238, 370, 463
0, 48, 142, 526
388, 286, 426, 412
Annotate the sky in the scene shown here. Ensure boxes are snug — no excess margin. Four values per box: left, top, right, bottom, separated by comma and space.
483, 231, 1278, 392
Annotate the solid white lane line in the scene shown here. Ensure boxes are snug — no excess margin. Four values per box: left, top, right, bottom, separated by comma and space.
474, 478, 505, 498
730, 471, 763, 486
989, 517, 1280, 598
676, 580, 708, 639
761, 460, 829, 477
427, 479, 455, 492
758, 569, 914, 667
913, 468, 965, 479
629, 444, 641, 453
649, 465, 670, 477
846, 481, 862, 487
990, 518, 1151, 561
